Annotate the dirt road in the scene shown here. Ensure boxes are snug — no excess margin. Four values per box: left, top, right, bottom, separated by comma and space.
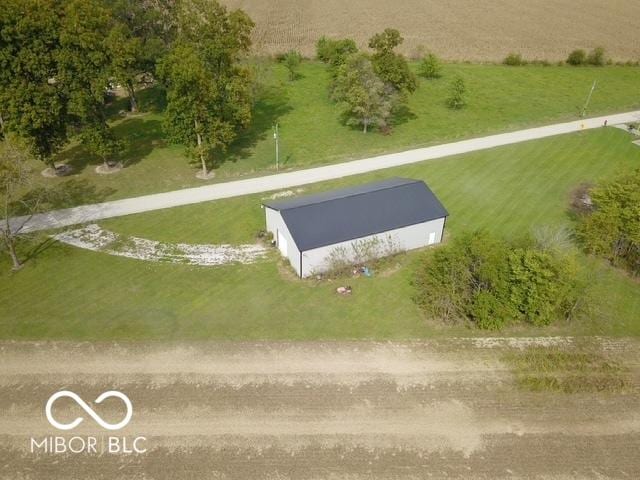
1, 339, 639, 479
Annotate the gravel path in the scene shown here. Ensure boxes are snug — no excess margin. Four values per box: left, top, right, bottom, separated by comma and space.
9, 111, 640, 234
1, 339, 639, 479
52, 224, 268, 266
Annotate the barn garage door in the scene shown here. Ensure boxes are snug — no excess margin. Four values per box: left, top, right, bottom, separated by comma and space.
278, 230, 288, 256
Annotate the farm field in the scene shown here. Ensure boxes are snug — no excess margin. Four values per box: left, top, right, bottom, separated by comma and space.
30, 62, 640, 206
2, 128, 639, 341
2, 339, 639, 479
223, 0, 640, 61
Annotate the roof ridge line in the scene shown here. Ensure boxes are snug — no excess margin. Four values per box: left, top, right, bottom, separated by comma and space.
268, 178, 420, 212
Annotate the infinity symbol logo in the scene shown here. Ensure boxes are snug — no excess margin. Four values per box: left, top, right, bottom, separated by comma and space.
45, 391, 133, 431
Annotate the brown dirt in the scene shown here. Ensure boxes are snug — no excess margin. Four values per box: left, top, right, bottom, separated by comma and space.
222, 0, 640, 62
0, 339, 639, 479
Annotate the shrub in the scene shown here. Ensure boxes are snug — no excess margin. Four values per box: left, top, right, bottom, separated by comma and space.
567, 49, 587, 65
321, 235, 401, 276
419, 52, 442, 78
576, 169, 640, 275
587, 46, 606, 66
567, 47, 606, 66
413, 231, 583, 329
316, 36, 358, 69
281, 50, 302, 80
503, 53, 526, 66
507, 247, 580, 326
369, 29, 417, 94
446, 77, 467, 109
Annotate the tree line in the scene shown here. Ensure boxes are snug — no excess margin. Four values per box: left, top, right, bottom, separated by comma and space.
413, 230, 584, 330
0, 0, 256, 179
413, 168, 640, 331
316, 29, 465, 133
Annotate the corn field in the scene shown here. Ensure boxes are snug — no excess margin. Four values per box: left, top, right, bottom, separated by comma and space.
223, 0, 640, 61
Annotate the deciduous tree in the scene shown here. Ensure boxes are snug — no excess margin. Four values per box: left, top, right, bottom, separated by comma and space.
159, 0, 254, 178
106, 0, 174, 112
0, 137, 36, 270
0, 0, 69, 168
447, 77, 467, 109
368, 29, 417, 95
58, 0, 115, 162
332, 54, 395, 133
413, 231, 582, 329
316, 36, 358, 73
282, 50, 302, 81
576, 169, 640, 274
419, 52, 443, 79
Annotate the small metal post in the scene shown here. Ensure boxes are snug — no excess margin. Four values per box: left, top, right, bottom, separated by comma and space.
273, 123, 279, 171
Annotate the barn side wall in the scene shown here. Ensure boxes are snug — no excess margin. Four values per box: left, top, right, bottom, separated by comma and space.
265, 207, 302, 276
300, 217, 446, 278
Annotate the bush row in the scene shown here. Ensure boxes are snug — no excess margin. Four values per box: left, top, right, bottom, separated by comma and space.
412, 231, 584, 330
504, 47, 640, 67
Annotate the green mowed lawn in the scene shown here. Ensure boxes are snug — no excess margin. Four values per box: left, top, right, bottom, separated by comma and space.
2, 128, 639, 340
29, 62, 640, 204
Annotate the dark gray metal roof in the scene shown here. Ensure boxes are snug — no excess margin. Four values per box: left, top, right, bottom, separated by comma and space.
263, 178, 448, 251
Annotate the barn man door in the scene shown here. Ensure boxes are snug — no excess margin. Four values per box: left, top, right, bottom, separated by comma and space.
428, 232, 437, 245
277, 230, 288, 256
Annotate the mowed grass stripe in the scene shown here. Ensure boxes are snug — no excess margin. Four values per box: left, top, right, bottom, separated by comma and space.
25, 63, 640, 204
2, 129, 639, 340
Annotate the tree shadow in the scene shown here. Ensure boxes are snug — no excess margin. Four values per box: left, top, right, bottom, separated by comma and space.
15, 178, 117, 214
54, 143, 101, 174
105, 86, 167, 118
112, 117, 165, 168
335, 102, 417, 134
21, 236, 58, 265
55, 118, 164, 173
216, 83, 293, 169
136, 86, 167, 113
391, 103, 417, 127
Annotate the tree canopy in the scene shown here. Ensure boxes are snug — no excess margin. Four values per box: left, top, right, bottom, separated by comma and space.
332, 54, 395, 133
447, 77, 467, 109
368, 28, 416, 95
316, 36, 358, 72
576, 169, 640, 275
0, 0, 121, 168
282, 50, 302, 81
0, 136, 34, 270
0, 0, 68, 166
158, 0, 254, 177
413, 231, 583, 329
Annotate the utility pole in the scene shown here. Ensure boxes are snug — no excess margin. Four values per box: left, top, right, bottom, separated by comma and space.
273, 123, 279, 171
581, 80, 597, 118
